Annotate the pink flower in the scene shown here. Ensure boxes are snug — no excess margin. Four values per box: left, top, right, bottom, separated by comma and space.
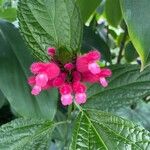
31, 85, 41, 95
99, 77, 108, 87
61, 94, 73, 106
42, 80, 53, 90
76, 50, 101, 74
28, 48, 112, 106
30, 62, 46, 74
28, 76, 36, 86
53, 72, 67, 87
64, 63, 74, 71
82, 68, 112, 87
59, 83, 72, 95
72, 71, 81, 82
88, 62, 101, 74
30, 62, 60, 80
35, 73, 48, 87
53, 76, 65, 87
75, 93, 87, 104
82, 72, 99, 83
72, 82, 87, 93
99, 68, 112, 77
47, 47, 56, 57
86, 50, 101, 61
43, 63, 60, 80
98, 68, 112, 87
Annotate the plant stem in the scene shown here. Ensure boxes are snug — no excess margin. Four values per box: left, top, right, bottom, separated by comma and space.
117, 26, 128, 64
74, 101, 83, 112
67, 104, 72, 120
55, 120, 70, 126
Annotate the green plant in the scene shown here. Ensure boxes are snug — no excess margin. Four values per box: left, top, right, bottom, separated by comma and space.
0, 0, 150, 149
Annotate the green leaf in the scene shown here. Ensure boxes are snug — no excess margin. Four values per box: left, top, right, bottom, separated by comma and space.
0, 8, 17, 22
0, 90, 5, 109
70, 109, 150, 149
124, 41, 138, 63
105, 0, 122, 27
116, 102, 150, 131
76, 0, 101, 22
120, 0, 150, 70
0, 20, 58, 120
0, 118, 55, 149
85, 65, 150, 112
18, 0, 83, 62
82, 26, 111, 62
0, 0, 3, 5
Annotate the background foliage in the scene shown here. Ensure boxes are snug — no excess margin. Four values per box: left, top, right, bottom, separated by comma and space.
0, 0, 150, 149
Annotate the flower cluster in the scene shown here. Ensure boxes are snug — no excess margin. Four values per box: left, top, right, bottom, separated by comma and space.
28, 47, 112, 106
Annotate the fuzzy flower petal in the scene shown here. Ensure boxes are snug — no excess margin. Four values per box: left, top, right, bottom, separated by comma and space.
31, 85, 41, 95
76, 50, 101, 73
30, 62, 46, 74
72, 71, 81, 82
88, 62, 101, 74
59, 83, 72, 95
35, 73, 48, 87
42, 80, 53, 90
73, 81, 87, 93
76, 55, 89, 73
99, 77, 108, 87
61, 94, 73, 106
99, 68, 112, 77
64, 63, 74, 71
86, 50, 101, 61
28, 76, 36, 86
44, 63, 60, 80
53, 76, 65, 87
75, 93, 87, 104
82, 72, 99, 83
47, 47, 56, 57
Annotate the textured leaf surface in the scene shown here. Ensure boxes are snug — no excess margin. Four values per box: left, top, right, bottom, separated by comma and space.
0, 118, 54, 150
85, 65, 150, 112
105, 0, 122, 27
120, 0, 150, 69
70, 110, 150, 149
116, 102, 150, 131
18, 0, 82, 61
76, 0, 101, 22
0, 20, 58, 120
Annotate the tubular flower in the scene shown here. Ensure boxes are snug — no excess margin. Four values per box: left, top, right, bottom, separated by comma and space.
47, 47, 56, 57
28, 48, 112, 106
76, 50, 101, 74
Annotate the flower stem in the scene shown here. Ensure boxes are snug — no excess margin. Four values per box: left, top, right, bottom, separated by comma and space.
117, 26, 128, 64
67, 104, 72, 120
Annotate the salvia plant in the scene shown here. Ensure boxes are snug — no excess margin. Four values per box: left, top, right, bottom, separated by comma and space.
0, 0, 150, 149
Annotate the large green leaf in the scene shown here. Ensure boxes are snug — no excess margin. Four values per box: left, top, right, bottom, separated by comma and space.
82, 26, 111, 62
124, 41, 138, 63
0, 20, 58, 120
0, 90, 5, 109
0, 118, 55, 149
0, 0, 3, 5
76, 0, 101, 22
84, 65, 150, 112
70, 109, 150, 149
120, 0, 150, 70
116, 101, 150, 131
104, 0, 122, 27
18, 0, 83, 61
